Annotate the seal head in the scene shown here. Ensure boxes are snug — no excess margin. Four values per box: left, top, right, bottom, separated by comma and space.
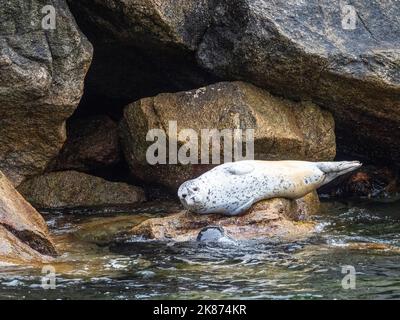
196, 226, 225, 242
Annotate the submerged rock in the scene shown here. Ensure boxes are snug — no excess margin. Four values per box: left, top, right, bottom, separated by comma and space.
129, 192, 319, 241
75, 215, 151, 245
120, 81, 335, 191
0, 171, 57, 265
48, 116, 121, 173
0, 0, 93, 185
18, 171, 146, 209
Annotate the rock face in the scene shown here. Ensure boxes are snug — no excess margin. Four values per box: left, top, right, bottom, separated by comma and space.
67, 0, 217, 110
130, 191, 319, 241
68, 0, 400, 165
18, 171, 146, 208
0, 0, 93, 185
196, 0, 400, 164
120, 81, 335, 191
0, 171, 57, 265
48, 116, 121, 172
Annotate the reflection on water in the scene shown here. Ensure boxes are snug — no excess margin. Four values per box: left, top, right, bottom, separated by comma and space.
1, 200, 400, 299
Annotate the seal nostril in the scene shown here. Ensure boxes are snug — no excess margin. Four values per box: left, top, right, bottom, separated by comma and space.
182, 193, 187, 198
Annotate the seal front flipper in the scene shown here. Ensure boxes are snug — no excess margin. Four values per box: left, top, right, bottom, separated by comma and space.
225, 162, 255, 175
228, 199, 254, 216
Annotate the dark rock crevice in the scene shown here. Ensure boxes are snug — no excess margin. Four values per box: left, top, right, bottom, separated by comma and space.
66, 0, 221, 119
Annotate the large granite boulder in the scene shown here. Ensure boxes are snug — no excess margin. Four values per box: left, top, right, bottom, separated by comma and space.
0, 171, 57, 265
129, 192, 319, 241
120, 81, 335, 191
0, 0, 93, 185
18, 171, 146, 208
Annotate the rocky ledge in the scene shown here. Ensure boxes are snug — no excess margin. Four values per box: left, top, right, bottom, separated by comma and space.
130, 192, 319, 242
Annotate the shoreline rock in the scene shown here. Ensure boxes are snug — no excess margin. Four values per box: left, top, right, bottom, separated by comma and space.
0, 171, 57, 265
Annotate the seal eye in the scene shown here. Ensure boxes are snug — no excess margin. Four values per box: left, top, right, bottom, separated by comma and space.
193, 187, 199, 192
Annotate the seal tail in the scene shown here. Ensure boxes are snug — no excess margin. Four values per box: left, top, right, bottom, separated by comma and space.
317, 161, 362, 184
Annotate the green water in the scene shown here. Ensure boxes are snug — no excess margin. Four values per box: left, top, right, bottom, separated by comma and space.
1, 200, 400, 300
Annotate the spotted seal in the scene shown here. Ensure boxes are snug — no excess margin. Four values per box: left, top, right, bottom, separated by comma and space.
178, 160, 361, 215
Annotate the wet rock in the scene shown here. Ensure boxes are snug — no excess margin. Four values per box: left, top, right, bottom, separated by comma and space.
0, 0, 93, 185
319, 165, 400, 199
18, 171, 146, 209
120, 81, 335, 191
0, 226, 53, 266
75, 215, 151, 245
129, 192, 319, 241
67, 0, 217, 109
0, 171, 57, 264
344, 242, 400, 252
196, 0, 400, 165
48, 116, 121, 172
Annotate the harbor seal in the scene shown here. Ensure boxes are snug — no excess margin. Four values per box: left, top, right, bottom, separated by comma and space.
178, 160, 362, 215
196, 226, 235, 244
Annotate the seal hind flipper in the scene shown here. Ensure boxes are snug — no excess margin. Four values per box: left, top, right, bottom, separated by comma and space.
317, 161, 362, 184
